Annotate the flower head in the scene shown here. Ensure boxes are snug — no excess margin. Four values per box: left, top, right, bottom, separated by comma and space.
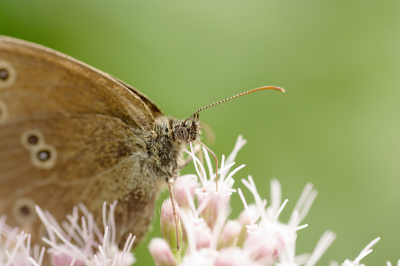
150, 135, 340, 266
339, 237, 380, 266
36, 201, 136, 265
0, 201, 136, 266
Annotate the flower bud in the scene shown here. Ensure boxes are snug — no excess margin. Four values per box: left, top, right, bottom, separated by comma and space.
215, 247, 254, 266
173, 174, 197, 209
237, 204, 258, 247
50, 251, 85, 266
197, 185, 231, 229
160, 198, 183, 252
148, 238, 177, 266
217, 220, 242, 249
244, 226, 285, 263
193, 219, 212, 249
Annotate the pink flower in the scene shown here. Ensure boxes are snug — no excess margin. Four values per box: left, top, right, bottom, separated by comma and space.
50, 252, 85, 266
215, 247, 262, 266
173, 175, 198, 209
35, 201, 136, 265
217, 220, 242, 249
148, 238, 177, 266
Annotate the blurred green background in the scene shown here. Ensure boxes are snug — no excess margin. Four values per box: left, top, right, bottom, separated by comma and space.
1, 1, 399, 264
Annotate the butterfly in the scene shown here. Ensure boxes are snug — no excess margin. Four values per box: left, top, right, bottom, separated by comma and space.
0, 36, 284, 249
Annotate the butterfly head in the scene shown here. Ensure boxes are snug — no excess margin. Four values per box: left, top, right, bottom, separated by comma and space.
149, 116, 201, 167
172, 117, 201, 144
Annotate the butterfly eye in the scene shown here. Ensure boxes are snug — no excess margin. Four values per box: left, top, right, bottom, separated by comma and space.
12, 198, 37, 225
0, 61, 16, 89
176, 126, 189, 141
37, 149, 51, 161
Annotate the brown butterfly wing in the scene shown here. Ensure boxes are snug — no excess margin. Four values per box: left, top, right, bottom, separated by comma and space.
0, 36, 155, 130
113, 77, 165, 119
0, 36, 160, 247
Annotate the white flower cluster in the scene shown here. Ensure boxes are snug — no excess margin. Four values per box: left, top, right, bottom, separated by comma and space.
149, 136, 390, 266
0, 202, 135, 266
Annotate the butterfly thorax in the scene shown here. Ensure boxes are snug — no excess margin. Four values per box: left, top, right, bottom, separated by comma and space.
146, 117, 201, 180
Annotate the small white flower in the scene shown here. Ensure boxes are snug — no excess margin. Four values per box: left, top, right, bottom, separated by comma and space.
186, 137, 245, 228
339, 237, 380, 266
0, 215, 45, 266
215, 247, 263, 266
238, 173, 335, 266
386, 260, 400, 266
179, 248, 218, 266
36, 201, 136, 266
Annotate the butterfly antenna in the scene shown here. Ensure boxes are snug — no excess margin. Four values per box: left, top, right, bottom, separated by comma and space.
188, 86, 284, 192
190, 86, 285, 119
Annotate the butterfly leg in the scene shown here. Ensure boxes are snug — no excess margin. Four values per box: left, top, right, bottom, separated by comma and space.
180, 143, 203, 169
167, 177, 181, 250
